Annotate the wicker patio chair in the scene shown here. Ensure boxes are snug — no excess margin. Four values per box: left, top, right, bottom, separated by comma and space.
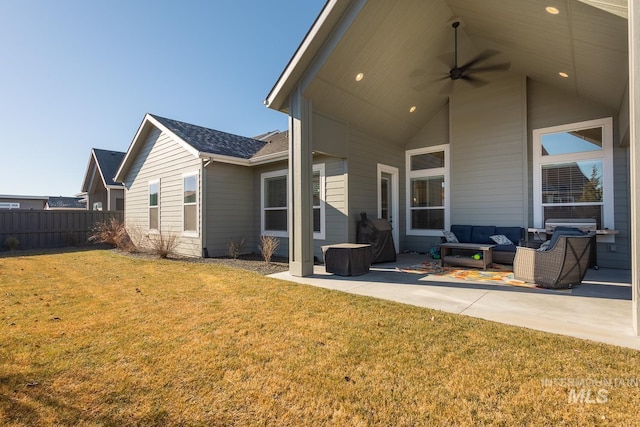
513, 235, 593, 289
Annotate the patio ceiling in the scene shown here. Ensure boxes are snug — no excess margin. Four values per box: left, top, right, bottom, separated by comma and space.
302, 0, 628, 144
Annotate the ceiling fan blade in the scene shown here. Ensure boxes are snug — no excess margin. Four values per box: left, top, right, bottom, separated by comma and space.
461, 74, 488, 88
412, 75, 450, 91
459, 49, 500, 72
468, 62, 511, 73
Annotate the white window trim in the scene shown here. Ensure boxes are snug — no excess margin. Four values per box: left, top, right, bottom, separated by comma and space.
261, 169, 289, 238
260, 164, 326, 239
182, 171, 199, 237
532, 117, 614, 230
405, 144, 450, 236
313, 163, 326, 240
148, 179, 160, 233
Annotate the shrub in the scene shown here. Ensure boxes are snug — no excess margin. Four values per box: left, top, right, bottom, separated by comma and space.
89, 218, 134, 251
4, 236, 19, 251
227, 238, 245, 259
148, 232, 178, 259
260, 235, 280, 265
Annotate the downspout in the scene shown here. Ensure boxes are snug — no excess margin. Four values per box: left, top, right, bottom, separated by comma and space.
201, 158, 212, 257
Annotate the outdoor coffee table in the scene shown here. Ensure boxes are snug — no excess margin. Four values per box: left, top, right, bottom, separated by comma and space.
439, 242, 496, 270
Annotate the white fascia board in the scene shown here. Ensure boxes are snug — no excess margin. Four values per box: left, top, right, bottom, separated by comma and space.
249, 152, 289, 165
199, 153, 251, 166
145, 115, 200, 158
264, 0, 342, 111
115, 113, 152, 182
81, 153, 97, 192
199, 152, 289, 167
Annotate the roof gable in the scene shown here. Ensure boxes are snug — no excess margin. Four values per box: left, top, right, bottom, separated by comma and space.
150, 114, 267, 159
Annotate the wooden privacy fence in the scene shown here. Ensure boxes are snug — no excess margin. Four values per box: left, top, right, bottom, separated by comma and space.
0, 210, 124, 251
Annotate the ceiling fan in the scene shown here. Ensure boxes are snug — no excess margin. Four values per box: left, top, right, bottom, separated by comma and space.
412, 21, 511, 92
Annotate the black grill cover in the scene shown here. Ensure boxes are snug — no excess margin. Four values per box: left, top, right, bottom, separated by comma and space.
356, 212, 396, 263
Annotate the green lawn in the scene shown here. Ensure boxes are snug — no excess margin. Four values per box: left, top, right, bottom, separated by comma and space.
1, 249, 639, 425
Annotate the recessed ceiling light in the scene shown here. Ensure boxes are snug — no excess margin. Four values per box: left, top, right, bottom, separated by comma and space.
559, 71, 569, 78
355, 72, 364, 82
545, 6, 560, 15
409, 106, 417, 113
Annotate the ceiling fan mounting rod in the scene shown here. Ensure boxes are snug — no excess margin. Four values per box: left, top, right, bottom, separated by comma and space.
452, 21, 459, 69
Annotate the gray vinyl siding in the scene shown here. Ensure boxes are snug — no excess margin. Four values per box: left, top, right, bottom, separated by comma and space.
449, 76, 527, 227
123, 127, 202, 257
527, 79, 629, 269
252, 155, 348, 260
204, 162, 255, 257
347, 128, 404, 249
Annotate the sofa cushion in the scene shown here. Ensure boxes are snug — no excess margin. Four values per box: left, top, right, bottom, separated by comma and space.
470, 226, 496, 244
493, 244, 517, 253
546, 227, 584, 251
450, 225, 472, 243
495, 227, 523, 246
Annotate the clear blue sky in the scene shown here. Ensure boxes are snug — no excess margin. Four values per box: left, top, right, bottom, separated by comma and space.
0, 0, 325, 196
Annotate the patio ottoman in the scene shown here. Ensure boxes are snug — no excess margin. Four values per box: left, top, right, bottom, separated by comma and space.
322, 243, 372, 276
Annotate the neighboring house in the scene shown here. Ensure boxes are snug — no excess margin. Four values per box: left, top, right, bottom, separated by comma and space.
81, 148, 126, 211
114, 113, 346, 258
263, 0, 640, 331
45, 196, 86, 210
0, 195, 49, 210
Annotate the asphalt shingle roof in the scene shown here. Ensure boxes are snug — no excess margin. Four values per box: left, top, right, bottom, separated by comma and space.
251, 130, 289, 158
93, 149, 125, 186
150, 114, 268, 159
47, 196, 85, 209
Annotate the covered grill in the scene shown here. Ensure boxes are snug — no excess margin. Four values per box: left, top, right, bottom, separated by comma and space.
356, 212, 396, 263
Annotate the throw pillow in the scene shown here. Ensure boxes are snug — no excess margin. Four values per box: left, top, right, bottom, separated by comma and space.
442, 230, 459, 243
536, 241, 551, 251
489, 234, 514, 246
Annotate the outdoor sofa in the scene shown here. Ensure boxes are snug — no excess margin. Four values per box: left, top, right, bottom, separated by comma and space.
445, 225, 525, 265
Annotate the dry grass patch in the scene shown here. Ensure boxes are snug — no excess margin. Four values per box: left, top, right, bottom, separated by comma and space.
1, 250, 640, 425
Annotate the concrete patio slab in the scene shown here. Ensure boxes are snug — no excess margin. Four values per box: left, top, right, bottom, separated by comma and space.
269, 254, 640, 350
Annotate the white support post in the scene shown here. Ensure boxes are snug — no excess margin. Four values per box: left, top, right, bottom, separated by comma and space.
629, 0, 640, 335
288, 85, 314, 277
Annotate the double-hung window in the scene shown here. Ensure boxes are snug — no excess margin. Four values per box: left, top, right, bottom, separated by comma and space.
183, 172, 198, 235
261, 164, 325, 239
149, 180, 159, 231
406, 145, 450, 236
262, 169, 288, 237
532, 117, 614, 230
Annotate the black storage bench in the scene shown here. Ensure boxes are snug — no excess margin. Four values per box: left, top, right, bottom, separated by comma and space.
321, 243, 372, 276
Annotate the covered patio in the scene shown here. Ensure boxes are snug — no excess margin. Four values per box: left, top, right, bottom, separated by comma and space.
270, 254, 639, 350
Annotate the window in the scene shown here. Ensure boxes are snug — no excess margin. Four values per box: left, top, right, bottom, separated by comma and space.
0, 202, 20, 209
261, 164, 325, 239
93, 202, 103, 211
149, 180, 159, 231
183, 173, 198, 235
262, 170, 288, 237
313, 164, 325, 239
406, 145, 450, 236
533, 118, 614, 230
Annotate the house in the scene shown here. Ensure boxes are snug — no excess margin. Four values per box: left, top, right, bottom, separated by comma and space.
81, 148, 126, 211
45, 196, 85, 210
0, 195, 48, 210
114, 113, 345, 257
263, 0, 640, 331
